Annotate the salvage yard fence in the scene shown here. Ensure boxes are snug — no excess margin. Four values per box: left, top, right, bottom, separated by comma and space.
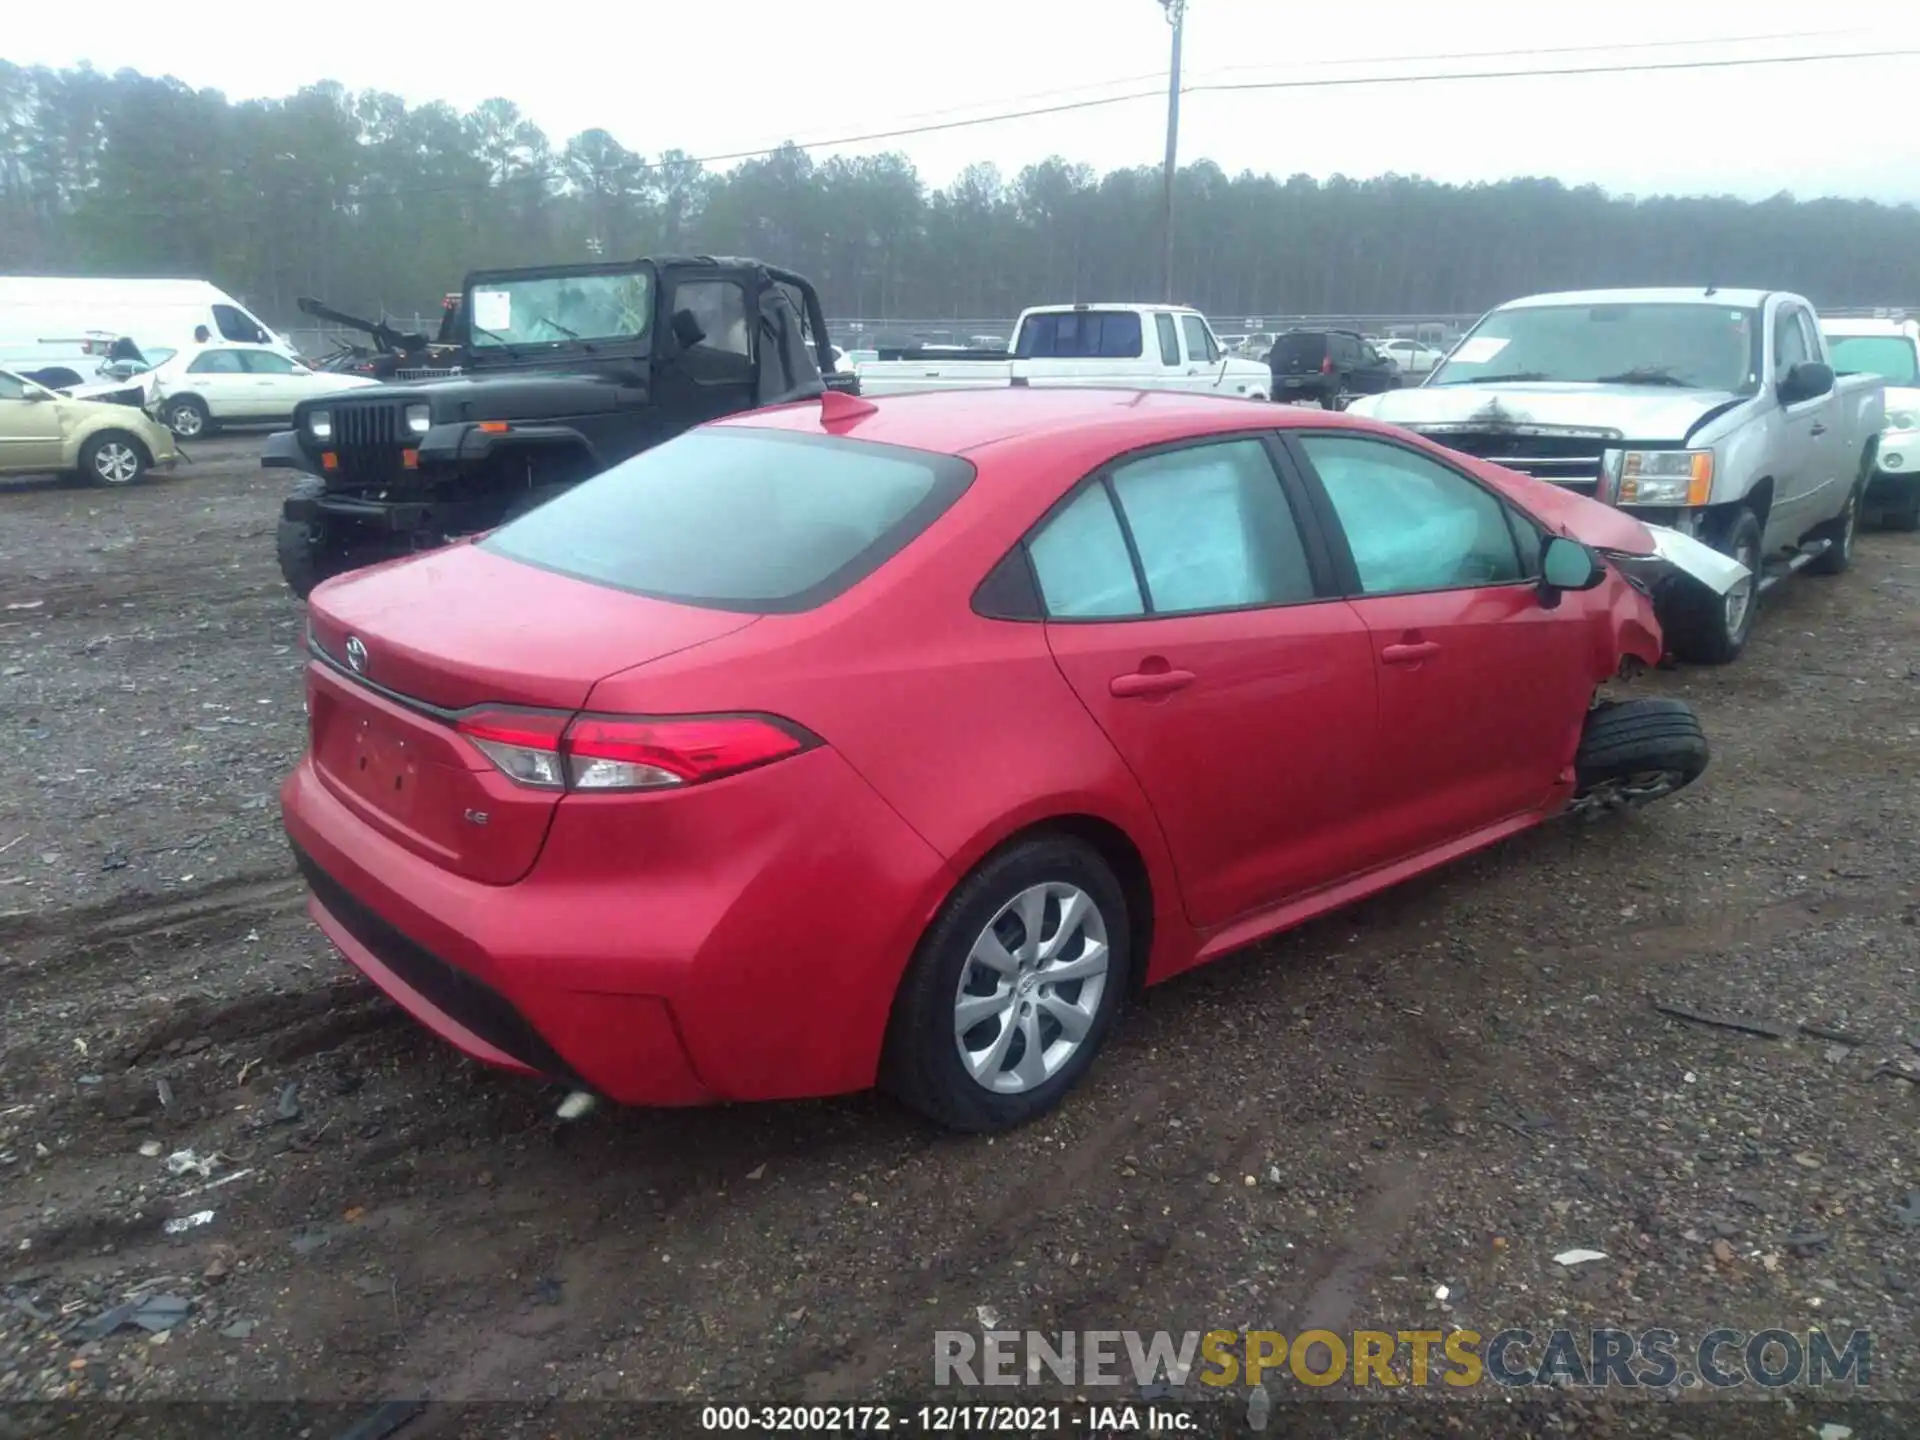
281, 306, 1919, 361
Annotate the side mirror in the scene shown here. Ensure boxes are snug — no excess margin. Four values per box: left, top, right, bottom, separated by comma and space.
1539, 535, 1605, 609
670, 308, 706, 350
1777, 360, 1833, 406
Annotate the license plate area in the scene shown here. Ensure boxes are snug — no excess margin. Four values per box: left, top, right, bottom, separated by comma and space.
342, 713, 423, 820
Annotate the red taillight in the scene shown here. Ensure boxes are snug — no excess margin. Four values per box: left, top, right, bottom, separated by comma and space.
455, 709, 814, 793
1320, 355, 1334, 374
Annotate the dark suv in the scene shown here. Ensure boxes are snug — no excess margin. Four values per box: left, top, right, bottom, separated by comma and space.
1267, 329, 1401, 409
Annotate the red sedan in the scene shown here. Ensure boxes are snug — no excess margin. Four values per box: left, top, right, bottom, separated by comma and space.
283, 388, 1710, 1132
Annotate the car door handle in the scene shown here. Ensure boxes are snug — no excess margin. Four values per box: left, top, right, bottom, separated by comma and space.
1110, 668, 1196, 698
1809, 422, 1827, 436
1381, 641, 1441, 665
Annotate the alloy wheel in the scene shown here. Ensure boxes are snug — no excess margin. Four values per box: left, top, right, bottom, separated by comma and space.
1723, 537, 1759, 637
953, 882, 1110, 1095
93, 441, 141, 485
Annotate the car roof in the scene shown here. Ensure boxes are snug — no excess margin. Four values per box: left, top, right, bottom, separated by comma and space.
721, 388, 1371, 473
1821, 317, 1920, 339
1501, 287, 1772, 310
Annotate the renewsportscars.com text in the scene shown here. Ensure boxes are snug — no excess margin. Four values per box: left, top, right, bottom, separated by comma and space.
934, 1327, 1872, 1390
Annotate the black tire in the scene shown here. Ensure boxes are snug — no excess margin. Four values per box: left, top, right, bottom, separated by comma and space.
163, 394, 212, 439
1569, 697, 1709, 817
78, 431, 150, 488
1665, 508, 1763, 666
881, 835, 1133, 1133
1805, 482, 1862, 576
276, 477, 367, 601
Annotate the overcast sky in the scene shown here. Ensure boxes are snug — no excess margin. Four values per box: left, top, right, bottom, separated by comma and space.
12, 0, 1920, 203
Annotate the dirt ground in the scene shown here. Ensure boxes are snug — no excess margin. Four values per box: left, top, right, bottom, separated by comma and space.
1, 438, 1916, 1432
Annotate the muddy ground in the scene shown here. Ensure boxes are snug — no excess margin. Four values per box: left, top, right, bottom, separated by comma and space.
1, 438, 1916, 1433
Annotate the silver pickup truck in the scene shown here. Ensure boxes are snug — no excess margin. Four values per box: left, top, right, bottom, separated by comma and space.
1346, 288, 1885, 664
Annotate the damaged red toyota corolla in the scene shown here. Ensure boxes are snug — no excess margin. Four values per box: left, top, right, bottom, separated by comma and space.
282, 388, 1716, 1132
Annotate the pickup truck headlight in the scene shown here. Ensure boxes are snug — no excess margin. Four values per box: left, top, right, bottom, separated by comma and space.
1886, 407, 1917, 431
405, 403, 431, 435
1617, 448, 1713, 506
307, 409, 332, 441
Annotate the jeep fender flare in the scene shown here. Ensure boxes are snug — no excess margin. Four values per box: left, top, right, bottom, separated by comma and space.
417, 422, 604, 470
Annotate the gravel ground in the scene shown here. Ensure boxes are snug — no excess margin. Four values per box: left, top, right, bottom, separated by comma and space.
1, 438, 1916, 1434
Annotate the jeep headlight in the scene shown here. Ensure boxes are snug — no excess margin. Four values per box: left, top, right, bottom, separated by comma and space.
406, 403, 431, 436
1617, 448, 1713, 506
307, 409, 332, 441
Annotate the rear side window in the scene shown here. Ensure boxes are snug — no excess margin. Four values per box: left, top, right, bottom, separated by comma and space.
1028, 485, 1143, 619
1154, 313, 1181, 366
1016, 311, 1143, 359
241, 350, 299, 374
483, 429, 972, 613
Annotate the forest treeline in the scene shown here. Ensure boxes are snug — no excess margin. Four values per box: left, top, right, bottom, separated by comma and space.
4, 62, 1919, 324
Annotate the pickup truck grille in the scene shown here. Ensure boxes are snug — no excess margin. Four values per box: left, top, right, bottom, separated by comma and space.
1416, 429, 1606, 494
326, 400, 409, 485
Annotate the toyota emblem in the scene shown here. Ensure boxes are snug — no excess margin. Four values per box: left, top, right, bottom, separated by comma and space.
344, 636, 368, 675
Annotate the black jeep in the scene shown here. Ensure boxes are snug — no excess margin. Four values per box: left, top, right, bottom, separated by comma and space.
264, 255, 842, 598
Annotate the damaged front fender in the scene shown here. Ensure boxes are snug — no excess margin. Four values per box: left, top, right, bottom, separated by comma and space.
1599, 524, 1751, 598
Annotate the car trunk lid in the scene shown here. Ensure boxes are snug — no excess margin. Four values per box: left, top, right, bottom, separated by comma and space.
304, 545, 757, 883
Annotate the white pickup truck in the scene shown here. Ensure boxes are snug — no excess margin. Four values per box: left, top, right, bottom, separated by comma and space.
854, 303, 1271, 401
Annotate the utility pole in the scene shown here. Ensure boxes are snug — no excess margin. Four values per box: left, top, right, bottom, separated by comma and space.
1159, 0, 1186, 304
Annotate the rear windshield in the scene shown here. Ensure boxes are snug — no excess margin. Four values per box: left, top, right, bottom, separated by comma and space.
1015, 310, 1143, 359
1825, 334, 1920, 386
1272, 332, 1328, 363
481, 428, 972, 613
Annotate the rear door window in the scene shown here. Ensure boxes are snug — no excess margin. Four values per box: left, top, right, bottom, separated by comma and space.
188, 350, 245, 374
1154, 313, 1181, 367
1015, 311, 1144, 359
482, 428, 972, 613
240, 350, 300, 374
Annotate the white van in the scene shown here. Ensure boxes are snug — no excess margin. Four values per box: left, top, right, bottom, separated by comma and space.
0, 277, 296, 387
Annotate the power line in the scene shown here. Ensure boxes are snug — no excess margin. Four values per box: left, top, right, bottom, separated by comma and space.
608, 45, 1920, 178
695, 27, 1868, 161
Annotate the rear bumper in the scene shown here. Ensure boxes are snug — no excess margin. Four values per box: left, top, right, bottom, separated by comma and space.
280, 746, 954, 1106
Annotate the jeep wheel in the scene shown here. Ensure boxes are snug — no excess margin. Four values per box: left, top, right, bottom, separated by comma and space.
276, 478, 361, 601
